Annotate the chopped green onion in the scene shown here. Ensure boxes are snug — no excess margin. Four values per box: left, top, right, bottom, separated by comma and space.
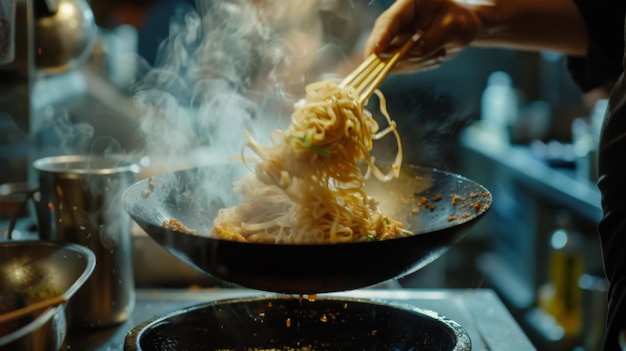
287, 134, 331, 157
287, 134, 309, 145
309, 145, 332, 158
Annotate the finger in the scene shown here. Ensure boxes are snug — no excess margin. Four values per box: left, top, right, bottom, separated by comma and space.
393, 57, 442, 74
407, 32, 446, 60
440, 47, 461, 61
390, 47, 445, 74
409, 11, 476, 59
376, 33, 420, 59
364, 1, 419, 58
405, 49, 443, 63
364, 17, 396, 57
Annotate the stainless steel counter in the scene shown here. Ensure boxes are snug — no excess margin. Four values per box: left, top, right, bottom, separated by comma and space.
64, 288, 536, 351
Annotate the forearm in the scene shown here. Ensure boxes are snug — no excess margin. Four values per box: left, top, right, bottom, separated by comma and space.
472, 0, 588, 56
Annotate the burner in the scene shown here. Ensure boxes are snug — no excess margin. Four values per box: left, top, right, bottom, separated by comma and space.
64, 289, 536, 350
124, 296, 471, 351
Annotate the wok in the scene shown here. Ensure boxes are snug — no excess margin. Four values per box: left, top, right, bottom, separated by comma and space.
122, 163, 491, 294
124, 296, 471, 351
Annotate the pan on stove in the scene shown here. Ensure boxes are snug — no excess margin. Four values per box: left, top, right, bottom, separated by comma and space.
121, 163, 491, 294
124, 296, 471, 351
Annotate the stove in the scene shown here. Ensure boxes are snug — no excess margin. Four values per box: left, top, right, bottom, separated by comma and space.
64, 288, 536, 351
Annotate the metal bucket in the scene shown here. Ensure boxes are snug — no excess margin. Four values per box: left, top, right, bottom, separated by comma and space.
33, 155, 138, 330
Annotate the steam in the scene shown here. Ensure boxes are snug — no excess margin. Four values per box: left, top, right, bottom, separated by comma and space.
35, 107, 94, 152
132, 0, 297, 171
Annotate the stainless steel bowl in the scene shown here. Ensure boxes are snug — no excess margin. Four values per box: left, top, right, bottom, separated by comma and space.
0, 241, 95, 351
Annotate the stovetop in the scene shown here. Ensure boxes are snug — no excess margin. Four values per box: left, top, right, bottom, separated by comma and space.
64, 288, 536, 351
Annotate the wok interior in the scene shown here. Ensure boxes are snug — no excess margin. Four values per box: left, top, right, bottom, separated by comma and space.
126, 297, 471, 351
126, 162, 491, 238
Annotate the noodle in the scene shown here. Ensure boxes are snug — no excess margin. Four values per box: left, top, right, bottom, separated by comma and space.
212, 79, 407, 244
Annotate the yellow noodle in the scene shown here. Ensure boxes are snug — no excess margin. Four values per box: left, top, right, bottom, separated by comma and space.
212, 80, 405, 244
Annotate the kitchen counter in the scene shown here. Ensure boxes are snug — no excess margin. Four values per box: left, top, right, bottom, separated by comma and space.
64, 288, 536, 351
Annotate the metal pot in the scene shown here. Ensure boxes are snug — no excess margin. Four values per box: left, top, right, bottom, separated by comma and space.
34, 0, 97, 74
33, 155, 138, 329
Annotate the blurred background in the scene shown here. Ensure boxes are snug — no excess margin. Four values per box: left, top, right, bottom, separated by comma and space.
0, 0, 608, 349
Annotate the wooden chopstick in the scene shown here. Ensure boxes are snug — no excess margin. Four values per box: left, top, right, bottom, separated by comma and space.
340, 54, 378, 88
339, 34, 420, 105
358, 37, 419, 104
355, 60, 386, 93
0, 295, 67, 324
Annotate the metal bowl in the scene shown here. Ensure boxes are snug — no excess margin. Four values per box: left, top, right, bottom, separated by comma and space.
0, 241, 96, 351
125, 296, 471, 351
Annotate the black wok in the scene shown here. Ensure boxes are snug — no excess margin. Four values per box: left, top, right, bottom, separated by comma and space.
122, 163, 491, 294
124, 296, 471, 351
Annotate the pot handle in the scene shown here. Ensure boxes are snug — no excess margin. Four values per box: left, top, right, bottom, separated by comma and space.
6, 187, 39, 240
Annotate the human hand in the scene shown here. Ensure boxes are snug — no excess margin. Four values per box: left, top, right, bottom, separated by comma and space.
364, 0, 487, 73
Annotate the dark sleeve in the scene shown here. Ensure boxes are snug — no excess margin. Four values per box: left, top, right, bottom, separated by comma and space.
570, 2, 626, 350
597, 71, 626, 351
567, 0, 625, 92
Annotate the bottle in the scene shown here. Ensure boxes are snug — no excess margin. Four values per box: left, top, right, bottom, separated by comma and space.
480, 71, 518, 143
539, 211, 584, 336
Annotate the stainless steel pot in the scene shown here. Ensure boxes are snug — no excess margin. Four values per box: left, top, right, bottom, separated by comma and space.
34, 155, 138, 329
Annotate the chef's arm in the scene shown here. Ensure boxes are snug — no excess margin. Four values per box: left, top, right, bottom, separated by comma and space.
473, 0, 588, 56
365, 0, 589, 72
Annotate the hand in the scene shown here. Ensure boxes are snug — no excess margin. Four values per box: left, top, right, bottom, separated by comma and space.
364, 0, 486, 73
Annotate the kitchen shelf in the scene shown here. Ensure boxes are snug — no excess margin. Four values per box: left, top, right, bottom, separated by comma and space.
459, 125, 601, 223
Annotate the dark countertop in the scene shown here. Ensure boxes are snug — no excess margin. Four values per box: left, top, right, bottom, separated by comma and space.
64, 288, 536, 351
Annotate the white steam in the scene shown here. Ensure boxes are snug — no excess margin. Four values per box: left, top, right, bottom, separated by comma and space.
132, 0, 297, 171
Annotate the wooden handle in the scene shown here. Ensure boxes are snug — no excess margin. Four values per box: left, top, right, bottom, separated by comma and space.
0, 295, 67, 324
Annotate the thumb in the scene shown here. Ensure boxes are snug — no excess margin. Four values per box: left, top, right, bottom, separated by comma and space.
408, 27, 450, 60
364, 24, 398, 58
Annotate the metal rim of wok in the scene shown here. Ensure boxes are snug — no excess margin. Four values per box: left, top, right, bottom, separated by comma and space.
122, 163, 492, 294
124, 295, 472, 351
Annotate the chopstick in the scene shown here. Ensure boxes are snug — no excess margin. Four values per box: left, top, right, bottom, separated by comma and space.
340, 34, 420, 104
0, 295, 67, 324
